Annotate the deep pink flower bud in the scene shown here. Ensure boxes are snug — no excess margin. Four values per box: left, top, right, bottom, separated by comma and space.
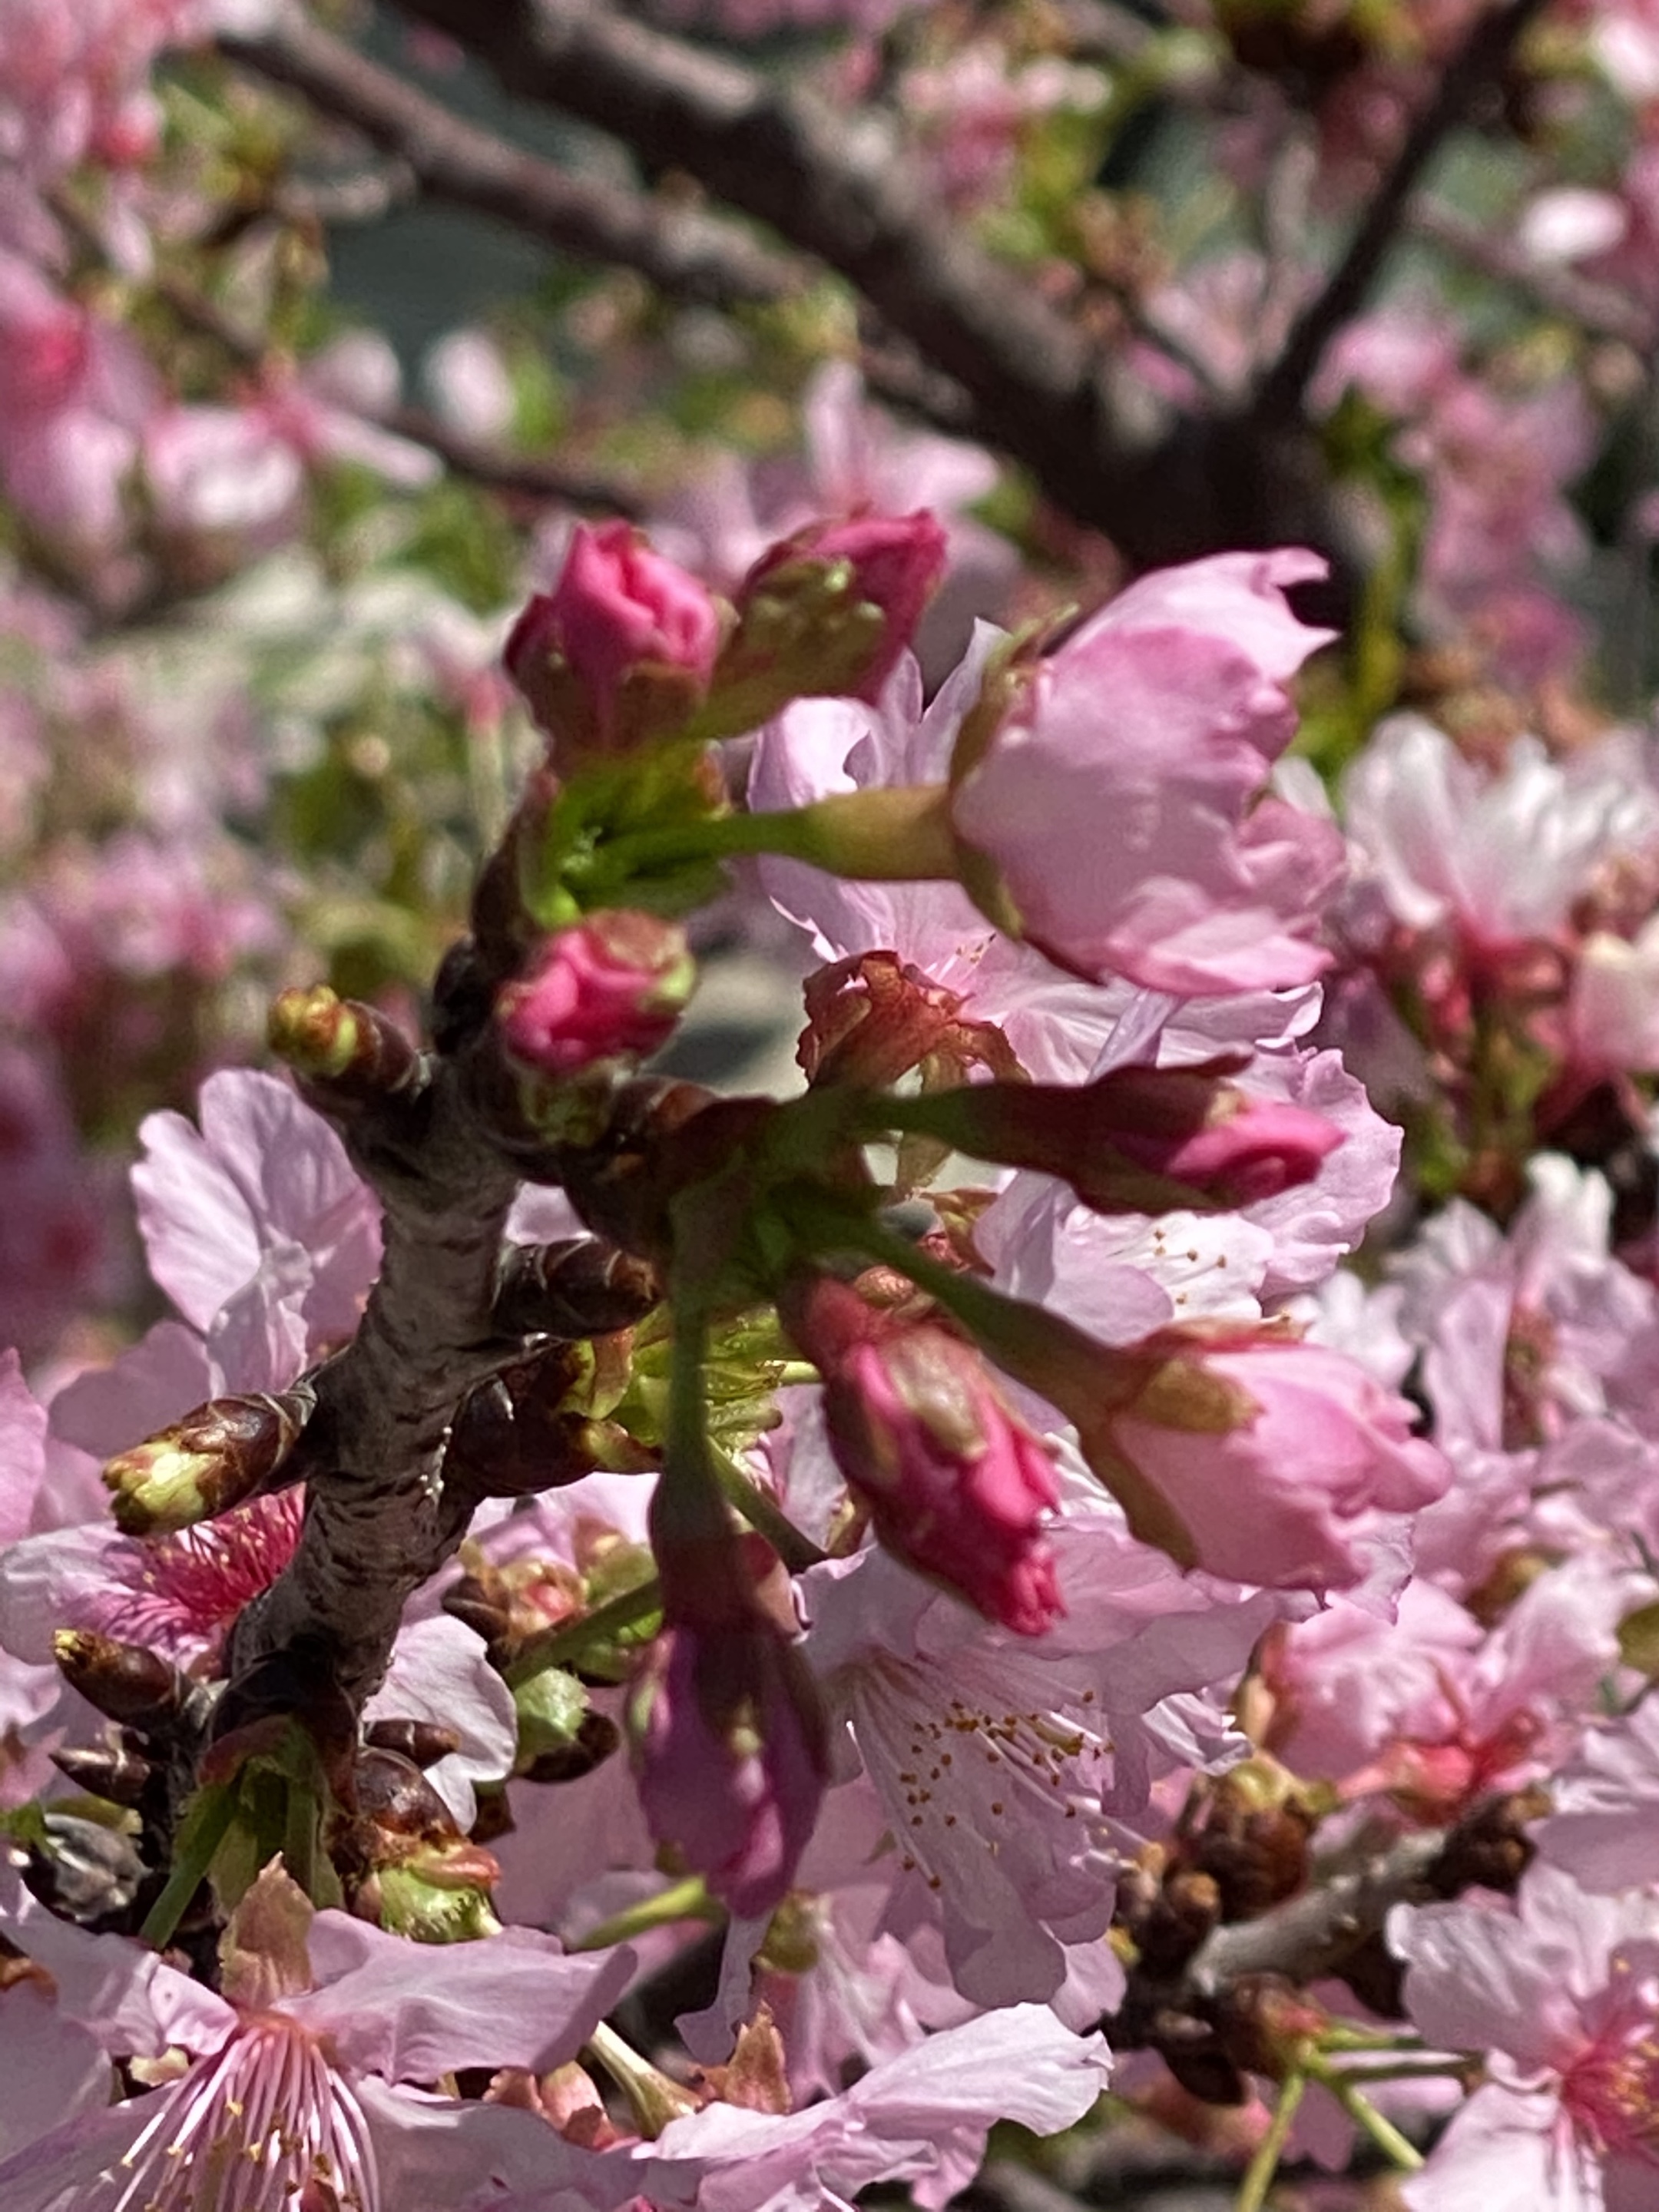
631, 1613, 827, 1918
495, 912, 694, 1079
789, 1275, 1062, 1634
889, 1058, 1343, 1214
777, 514, 948, 700
505, 521, 723, 758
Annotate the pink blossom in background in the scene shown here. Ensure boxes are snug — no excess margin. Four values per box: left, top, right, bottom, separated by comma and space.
1340, 716, 1659, 959
899, 44, 1104, 210
0, 1044, 116, 1363
0, 251, 157, 568
1319, 313, 1597, 678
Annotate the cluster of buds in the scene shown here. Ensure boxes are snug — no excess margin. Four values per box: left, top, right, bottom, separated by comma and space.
505, 513, 947, 767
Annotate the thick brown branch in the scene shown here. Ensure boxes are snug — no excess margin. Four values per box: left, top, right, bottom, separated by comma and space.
224, 1051, 524, 1713
220, 10, 803, 311
366, 0, 1179, 538
1251, 0, 1555, 423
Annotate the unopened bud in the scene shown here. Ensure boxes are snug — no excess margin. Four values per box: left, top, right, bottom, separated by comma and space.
506, 521, 724, 761
53, 1630, 189, 1729
783, 1273, 1062, 1637
51, 1742, 155, 1806
886, 1059, 1342, 1216
708, 512, 945, 734
444, 1340, 632, 1501
496, 912, 695, 1084
494, 1237, 661, 1338
362, 1718, 463, 1769
103, 1389, 309, 1536
269, 985, 424, 1106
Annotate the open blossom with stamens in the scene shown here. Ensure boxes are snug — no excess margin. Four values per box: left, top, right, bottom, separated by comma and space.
1391, 1864, 1659, 2210
797, 1510, 1296, 2008
0, 1858, 642, 2212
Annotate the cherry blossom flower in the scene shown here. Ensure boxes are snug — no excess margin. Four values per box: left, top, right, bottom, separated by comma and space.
1392, 1864, 1659, 2210
949, 551, 1344, 995
796, 1506, 1296, 2006
1341, 717, 1659, 960
0, 1856, 641, 2212
1535, 1697, 1659, 1892
649, 2002, 1111, 2212
130, 1068, 382, 1351
655, 361, 1016, 680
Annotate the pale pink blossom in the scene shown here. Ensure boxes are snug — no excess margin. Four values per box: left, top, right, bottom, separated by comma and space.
1265, 1555, 1643, 1816
1341, 717, 1658, 957
1536, 1697, 1659, 1892
1567, 918, 1659, 1077
796, 1508, 1296, 2005
1392, 1864, 1659, 2211
949, 551, 1344, 995
648, 2002, 1111, 2212
131, 1068, 382, 1349
0, 1858, 641, 2212
1042, 1329, 1449, 1590
0, 250, 157, 562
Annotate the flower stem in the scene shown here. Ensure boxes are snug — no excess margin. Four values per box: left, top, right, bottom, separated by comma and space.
139, 1783, 237, 1948
505, 1575, 663, 1687
1236, 2068, 1306, 2212
571, 1874, 717, 1951
710, 1445, 827, 1573
1304, 2054, 1426, 2170
591, 784, 958, 896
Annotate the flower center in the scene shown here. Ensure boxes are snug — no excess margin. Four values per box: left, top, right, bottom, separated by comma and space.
110, 1490, 303, 1662
1562, 2018, 1659, 2164
114, 2018, 377, 2210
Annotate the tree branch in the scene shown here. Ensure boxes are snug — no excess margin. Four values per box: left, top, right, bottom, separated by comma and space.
1412, 195, 1655, 350
366, 0, 1182, 544
220, 10, 803, 312
1250, 0, 1554, 424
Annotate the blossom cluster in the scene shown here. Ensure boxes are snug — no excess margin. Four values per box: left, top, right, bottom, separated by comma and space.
1, 479, 1657, 2212
14, 2, 1659, 2209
